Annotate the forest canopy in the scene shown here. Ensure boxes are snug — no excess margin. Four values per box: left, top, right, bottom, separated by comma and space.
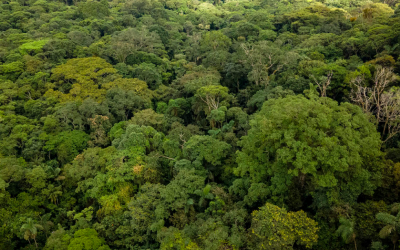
1, 0, 400, 249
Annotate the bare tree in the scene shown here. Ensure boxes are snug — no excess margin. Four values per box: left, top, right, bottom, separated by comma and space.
350, 75, 374, 113
195, 85, 231, 115
380, 90, 400, 142
383, 0, 398, 7
351, 66, 399, 143
311, 71, 333, 97
198, 92, 221, 111
240, 42, 286, 86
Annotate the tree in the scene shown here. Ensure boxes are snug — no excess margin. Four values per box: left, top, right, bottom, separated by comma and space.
354, 200, 389, 242
247, 86, 295, 112
78, 0, 110, 19
183, 135, 231, 180
26, 165, 48, 190
38, 213, 54, 239
64, 147, 118, 191
111, 28, 165, 63
336, 217, 357, 250
194, 85, 232, 115
87, 115, 111, 147
43, 130, 90, 164
42, 185, 63, 205
67, 31, 93, 47
376, 204, 400, 250
130, 109, 165, 131
20, 218, 44, 248
19, 40, 49, 55
68, 228, 110, 250
158, 227, 201, 250
200, 30, 231, 51
311, 71, 333, 97
125, 183, 164, 245
103, 78, 153, 103
159, 168, 205, 221
166, 98, 190, 118
163, 123, 203, 159
351, 66, 400, 143
111, 124, 164, 156
45, 57, 118, 102
207, 106, 227, 128
236, 95, 382, 206
250, 203, 319, 249
240, 41, 298, 86
132, 63, 162, 89
43, 225, 70, 250
104, 88, 149, 121
0, 61, 24, 81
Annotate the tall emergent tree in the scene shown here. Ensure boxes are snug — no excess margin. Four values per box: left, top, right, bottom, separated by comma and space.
235, 94, 382, 207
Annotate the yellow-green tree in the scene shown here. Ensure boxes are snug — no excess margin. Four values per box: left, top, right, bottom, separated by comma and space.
250, 203, 318, 249
45, 57, 118, 103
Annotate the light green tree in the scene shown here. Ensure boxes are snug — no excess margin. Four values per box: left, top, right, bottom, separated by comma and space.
44, 57, 118, 103
67, 228, 110, 250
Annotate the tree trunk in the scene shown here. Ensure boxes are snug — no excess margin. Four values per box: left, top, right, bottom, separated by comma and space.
33, 236, 38, 248
391, 233, 399, 250
353, 235, 357, 250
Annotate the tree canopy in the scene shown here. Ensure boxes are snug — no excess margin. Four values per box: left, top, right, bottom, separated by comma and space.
1, 0, 400, 249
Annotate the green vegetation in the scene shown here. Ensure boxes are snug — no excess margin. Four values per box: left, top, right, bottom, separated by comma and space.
1, 0, 400, 249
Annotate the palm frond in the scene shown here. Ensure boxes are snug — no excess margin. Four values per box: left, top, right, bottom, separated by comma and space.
379, 225, 395, 239
376, 213, 397, 225
391, 203, 400, 214
336, 217, 355, 243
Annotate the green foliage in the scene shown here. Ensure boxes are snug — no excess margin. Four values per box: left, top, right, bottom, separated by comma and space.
236, 95, 382, 206
105, 88, 149, 121
0, 61, 24, 81
201, 31, 232, 51
355, 200, 389, 241
160, 168, 205, 213
78, 0, 110, 19
336, 217, 356, 244
250, 203, 319, 249
375, 203, 400, 248
20, 218, 44, 247
44, 130, 90, 164
43, 225, 70, 250
183, 135, 231, 167
45, 57, 118, 102
19, 40, 49, 55
68, 228, 110, 250
1, 0, 400, 249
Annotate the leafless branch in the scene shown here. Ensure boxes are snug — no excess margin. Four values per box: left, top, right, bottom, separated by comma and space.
351, 66, 399, 143
311, 71, 333, 97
